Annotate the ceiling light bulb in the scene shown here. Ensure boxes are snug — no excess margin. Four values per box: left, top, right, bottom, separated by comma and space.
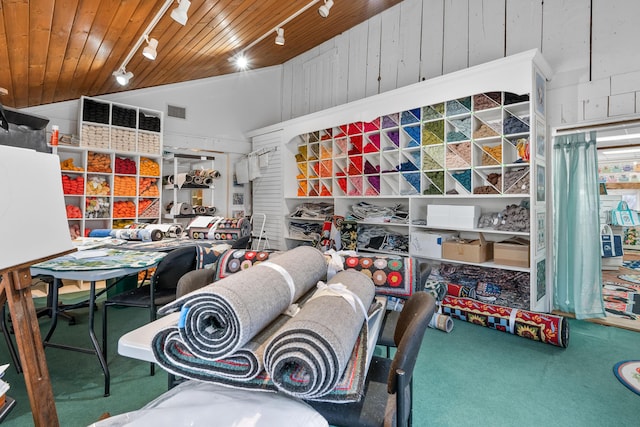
113, 69, 134, 86
236, 56, 248, 69
171, 0, 191, 26
275, 28, 285, 46
143, 37, 159, 60
318, 0, 334, 18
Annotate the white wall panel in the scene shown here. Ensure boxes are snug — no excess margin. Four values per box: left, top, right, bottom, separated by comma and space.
396, 0, 423, 88
546, 85, 580, 125
379, 6, 402, 93
346, 21, 370, 103
365, 14, 383, 98
592, 0, 640, 81
281, 57, 295, 121
303, 47, 338, 114
251, 131, 285, 250
611, 70, 640, 95
420, 0, 445, 80
442, 0, 469, 74
288, 47, 322, 118
334, 33, 350, 107
542, 0, 590, 87
583, 96, 609, 121
505, 0, 542, 56
468, 0, 505, 67
609, 93, 636, 117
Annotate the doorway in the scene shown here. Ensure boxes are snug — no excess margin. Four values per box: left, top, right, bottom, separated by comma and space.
596, 122, 640, 331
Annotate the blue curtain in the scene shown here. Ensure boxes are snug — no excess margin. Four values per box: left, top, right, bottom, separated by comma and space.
553, 131, 605, 319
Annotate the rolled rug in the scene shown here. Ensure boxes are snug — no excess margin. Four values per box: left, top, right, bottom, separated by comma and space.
263, 269, 375, 400
156, 246, 327, 360
440, 295, 570, 347
152, 311, 291, 383
429, 312, 454, 333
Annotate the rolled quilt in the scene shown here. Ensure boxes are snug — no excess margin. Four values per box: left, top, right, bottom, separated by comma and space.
264, 269, 375, 400
156, 245, 327, 360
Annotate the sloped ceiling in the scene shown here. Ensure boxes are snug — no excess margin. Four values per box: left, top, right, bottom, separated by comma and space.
0, 0, 401, 109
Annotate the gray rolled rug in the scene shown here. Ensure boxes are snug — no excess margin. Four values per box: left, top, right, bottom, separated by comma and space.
263, 269, 375, 400
155, 245, 327, 360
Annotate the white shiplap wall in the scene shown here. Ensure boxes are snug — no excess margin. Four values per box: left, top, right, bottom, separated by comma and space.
254, 0, 640, 240
250, 130, 285, 250
279, 0, 640, 129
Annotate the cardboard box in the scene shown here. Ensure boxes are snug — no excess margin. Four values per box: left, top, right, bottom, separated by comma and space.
442, 234, 493, 263
410, 231, 458, 258
427, 204, 480, 229
494, 238, 530, 267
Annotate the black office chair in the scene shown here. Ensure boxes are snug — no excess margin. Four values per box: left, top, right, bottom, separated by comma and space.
231, 235, 251, 249
101, 246, 198, 376
308, 291, 436, 427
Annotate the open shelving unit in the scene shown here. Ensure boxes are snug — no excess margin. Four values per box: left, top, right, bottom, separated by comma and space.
56, 96, 163, 236
273, 50, 552, 312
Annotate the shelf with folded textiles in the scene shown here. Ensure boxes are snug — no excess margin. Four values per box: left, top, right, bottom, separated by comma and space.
279, 51, 551, 312
162, 152, 217, 224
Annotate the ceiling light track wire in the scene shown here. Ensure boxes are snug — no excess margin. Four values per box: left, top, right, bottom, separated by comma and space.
231, 0, 327, 65
113, 0, 189, 85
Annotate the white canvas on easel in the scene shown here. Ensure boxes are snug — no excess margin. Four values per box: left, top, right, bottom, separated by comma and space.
0, 145, 74, 269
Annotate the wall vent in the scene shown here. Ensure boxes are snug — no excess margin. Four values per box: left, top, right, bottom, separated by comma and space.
167, 104, 186, 119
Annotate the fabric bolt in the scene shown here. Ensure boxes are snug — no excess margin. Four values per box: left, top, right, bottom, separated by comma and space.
381, 114, 399, 128
154, 246, 326, 360
264, 270, 375, 400
385, 129, 400, 147
401, 109, 421, 124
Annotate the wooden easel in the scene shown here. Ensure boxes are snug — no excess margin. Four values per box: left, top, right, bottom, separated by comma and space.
0, 145, 76, 426
0, 252, 72, 426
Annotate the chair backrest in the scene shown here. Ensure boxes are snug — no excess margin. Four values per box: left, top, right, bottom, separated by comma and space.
231, 235, 251, 249
387, 291, 436, 394
152, 246, 198, 291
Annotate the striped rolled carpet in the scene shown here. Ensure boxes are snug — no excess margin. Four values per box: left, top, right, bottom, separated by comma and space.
264, 269, 375, 400
154, 246, 327, 361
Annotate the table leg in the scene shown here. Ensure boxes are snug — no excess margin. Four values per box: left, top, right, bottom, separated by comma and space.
87, 281, 110, 397
41, 279, 111, 396
42, 278, 60, 343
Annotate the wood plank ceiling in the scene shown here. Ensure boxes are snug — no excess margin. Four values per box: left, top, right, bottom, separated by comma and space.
0, 0, 402, 109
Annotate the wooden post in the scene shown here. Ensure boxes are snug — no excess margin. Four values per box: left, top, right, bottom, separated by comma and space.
1, 264, 61, 426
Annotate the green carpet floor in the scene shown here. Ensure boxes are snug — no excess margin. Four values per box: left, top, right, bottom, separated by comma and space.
0, 301, 639, 426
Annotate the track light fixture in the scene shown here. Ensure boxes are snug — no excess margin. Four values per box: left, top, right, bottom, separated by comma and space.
113, 0, 186, 86
113, 68, 134, 86
143, 36, 159, 60
171, 0, 191, 26
232, 0, 332, 70
318, 0, 334, 18
275, 28, 285, 46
